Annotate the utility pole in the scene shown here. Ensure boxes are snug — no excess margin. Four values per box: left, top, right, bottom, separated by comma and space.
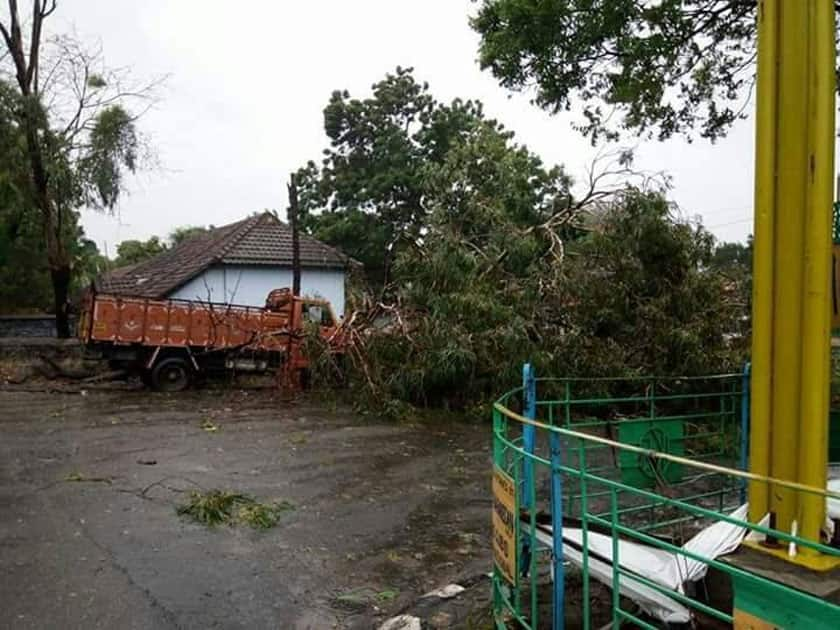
287, 174, 301, 297
279, 173, 303, 398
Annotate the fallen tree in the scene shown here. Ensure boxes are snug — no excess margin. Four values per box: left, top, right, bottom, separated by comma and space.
298, 70, 749, 416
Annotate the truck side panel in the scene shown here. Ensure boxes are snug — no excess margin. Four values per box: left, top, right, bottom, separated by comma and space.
145, 302, 169, 345
166, 303, 190, 346
84, 292, 299, 352
188, 306, 211, 347
91, 296, 119, 341
118, 299, 146, 343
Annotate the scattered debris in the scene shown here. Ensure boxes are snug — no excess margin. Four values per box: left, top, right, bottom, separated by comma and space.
422, 583, 465, 599
237, 500, 294, 529
64, 472, 112, 484
335, 588, 373, 610
176, 490, 293, 529
427, 611, 453, 628
334, 586, 400, 611
377, 615, 421, 630
38, 355, 96, 380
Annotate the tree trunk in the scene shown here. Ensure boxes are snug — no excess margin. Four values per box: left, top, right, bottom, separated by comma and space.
287, 174, 301, 297
50, 264, 71, 338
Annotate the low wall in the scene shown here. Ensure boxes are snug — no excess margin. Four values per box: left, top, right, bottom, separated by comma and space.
0, 315, 77, 338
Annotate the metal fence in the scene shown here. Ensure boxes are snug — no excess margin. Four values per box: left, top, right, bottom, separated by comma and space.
492, 365, 840, 629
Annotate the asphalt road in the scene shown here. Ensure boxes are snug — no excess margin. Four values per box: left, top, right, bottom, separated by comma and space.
0, 388, 492, 629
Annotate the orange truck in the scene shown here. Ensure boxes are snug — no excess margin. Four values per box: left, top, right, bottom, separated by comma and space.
78, 288, 345, 391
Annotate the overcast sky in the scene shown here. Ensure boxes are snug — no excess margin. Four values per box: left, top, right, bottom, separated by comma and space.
47, 0, 756, 255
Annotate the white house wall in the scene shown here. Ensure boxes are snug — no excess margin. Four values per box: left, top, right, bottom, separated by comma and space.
168, 265, 346, 317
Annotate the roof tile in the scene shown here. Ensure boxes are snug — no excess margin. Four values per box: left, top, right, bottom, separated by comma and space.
96, 212, 351, 298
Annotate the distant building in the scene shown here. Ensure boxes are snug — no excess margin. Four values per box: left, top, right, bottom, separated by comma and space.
96, 212, 353, 316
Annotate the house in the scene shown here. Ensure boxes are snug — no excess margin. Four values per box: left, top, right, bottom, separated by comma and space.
96, 212, 353, 316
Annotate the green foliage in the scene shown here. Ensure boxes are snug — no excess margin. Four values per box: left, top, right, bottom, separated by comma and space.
297, 67, 560, 289
370, 120, 569, 407
114, 236, 166, 267
236, 500, 295, 529
80, 105, 139, 209
177, 490, 251, 527
169, 225, 210, 246
300, 70, 747, 414
177, 489, 293, 529
111, 225, 210, 268
710, 239, 752, 272
0, 86, 108, 311
1, 9, 157, 333
471, 0, 763, 141
553, 193, 745, 377
361, 190, 744, 412
0, 206, 110, 312
73, 237, 111, 292
0, 204, 52, 312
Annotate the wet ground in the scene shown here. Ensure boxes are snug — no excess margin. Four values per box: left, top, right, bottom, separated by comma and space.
0, 387, 494, 629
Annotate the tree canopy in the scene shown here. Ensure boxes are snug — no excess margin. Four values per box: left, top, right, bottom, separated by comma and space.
113, 237, 166, 268
169, 225, 210, 246
471, 0, 772, 141
297, 67, 571, 291
111, 225, 210, 268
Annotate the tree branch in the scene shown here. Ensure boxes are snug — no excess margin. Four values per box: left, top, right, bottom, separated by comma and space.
27, 0, 46, 91
0, 19, 13, 55
3, 0, 31, 93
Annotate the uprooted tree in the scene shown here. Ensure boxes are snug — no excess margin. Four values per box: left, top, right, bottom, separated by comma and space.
0, 1, 160, 335
299, 69, 747, 413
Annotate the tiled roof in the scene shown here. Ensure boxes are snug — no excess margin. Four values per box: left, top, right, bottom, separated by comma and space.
96, 212, 351, 298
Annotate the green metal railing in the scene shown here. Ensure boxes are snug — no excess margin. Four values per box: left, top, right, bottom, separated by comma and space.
492, 367, 840, 630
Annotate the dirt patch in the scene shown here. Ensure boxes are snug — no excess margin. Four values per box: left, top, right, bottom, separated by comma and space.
0, 388, 494, 629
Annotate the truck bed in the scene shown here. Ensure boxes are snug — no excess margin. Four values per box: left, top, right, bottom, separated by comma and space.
79, 293, 292, 351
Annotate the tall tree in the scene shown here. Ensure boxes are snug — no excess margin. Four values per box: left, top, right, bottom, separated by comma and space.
471, 0, 782, 142
0, 2, 158, 335
0, 77, 106, 313
297, 67, 513, 290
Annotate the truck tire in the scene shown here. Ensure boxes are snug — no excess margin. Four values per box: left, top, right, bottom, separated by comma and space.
151, 357, 192, 392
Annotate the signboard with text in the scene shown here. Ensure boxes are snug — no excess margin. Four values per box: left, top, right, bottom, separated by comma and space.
492, 465, 517, 585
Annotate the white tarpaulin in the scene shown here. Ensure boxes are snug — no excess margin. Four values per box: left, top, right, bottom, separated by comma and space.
531, 504, 750, 623
827, 477, 840, 520
533, 527, 693, 624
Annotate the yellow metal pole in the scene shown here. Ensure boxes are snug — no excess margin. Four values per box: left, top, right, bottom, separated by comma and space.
748, 0, 778, 524
750, 0, 837, 560
797, 0, 835, 548
768, 0, 809, 534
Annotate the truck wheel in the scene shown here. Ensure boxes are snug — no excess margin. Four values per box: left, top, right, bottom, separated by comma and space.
151, 357, 192, 392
